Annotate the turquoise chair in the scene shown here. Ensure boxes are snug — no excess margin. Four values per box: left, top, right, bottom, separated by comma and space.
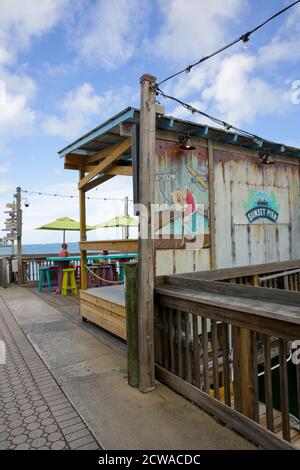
38, 266, 52, 292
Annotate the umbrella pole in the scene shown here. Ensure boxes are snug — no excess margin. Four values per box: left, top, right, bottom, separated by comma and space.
63, 230, 65, 245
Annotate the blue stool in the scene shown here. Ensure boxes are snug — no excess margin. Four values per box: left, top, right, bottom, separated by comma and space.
38, 266, 52, 292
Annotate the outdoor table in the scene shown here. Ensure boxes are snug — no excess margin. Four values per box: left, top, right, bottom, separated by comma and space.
46, 253, 138, 292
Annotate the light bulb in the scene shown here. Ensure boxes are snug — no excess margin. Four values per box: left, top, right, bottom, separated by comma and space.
243, 37, 249, 49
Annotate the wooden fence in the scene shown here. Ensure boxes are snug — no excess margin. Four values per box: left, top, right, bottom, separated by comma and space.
153, 264, 300, 450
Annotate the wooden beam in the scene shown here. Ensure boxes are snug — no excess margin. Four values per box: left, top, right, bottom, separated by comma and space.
78, 138, 131, 190
80, 239, 138, 252
86, 138, 131, 165
79, 163, 87, 290
83, 174, 114, 193
138, 73, 156, 393
125, 262, 139, 387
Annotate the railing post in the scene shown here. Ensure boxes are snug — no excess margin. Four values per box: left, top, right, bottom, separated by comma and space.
125, 262, 139, 387
232, 326, 257, 420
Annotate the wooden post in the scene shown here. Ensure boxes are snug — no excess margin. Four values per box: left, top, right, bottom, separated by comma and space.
16, 187, 23, 285
138, 73, 156, 392
125, 262, 139, 387
232, 326, 257, 419
79, 163, 87, 290
124, 196, 129, 240
208, 140, 216, 270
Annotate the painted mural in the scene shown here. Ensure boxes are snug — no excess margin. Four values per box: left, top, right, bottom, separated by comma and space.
154, 140, 209, 250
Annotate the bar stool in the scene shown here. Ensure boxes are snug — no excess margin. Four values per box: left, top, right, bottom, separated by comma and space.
61, 268, 78, 296
38, 267, 52, 292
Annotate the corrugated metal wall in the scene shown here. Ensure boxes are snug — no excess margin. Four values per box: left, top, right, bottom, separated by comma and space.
214, 149, 300, 269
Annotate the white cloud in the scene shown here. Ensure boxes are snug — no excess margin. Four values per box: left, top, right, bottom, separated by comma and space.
44, 83, 137, 140
73, 0, 149, 70
0, 0, 69, 145
0, 74, 36, 143
0, 0, 69, 64
258, 4, 300, 67
202, 53, 289, 125
151, 0, 245, 63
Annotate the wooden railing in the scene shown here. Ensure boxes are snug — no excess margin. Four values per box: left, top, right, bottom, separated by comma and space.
154, 276, 300, 449
21, 253, 80, 285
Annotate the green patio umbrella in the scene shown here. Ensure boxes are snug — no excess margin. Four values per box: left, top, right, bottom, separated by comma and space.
96, 215, 138, 228
36, 217, 96, 243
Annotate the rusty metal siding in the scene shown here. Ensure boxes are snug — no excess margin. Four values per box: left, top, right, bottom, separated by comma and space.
214, 149, 300, 269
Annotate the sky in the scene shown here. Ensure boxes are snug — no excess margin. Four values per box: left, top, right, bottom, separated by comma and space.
0, 0, 299, 244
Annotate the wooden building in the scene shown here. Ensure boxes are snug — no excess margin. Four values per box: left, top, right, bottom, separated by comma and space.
60, 106, 300, 276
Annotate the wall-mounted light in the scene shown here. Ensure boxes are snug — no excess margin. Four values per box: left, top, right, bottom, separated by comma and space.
178, 134, 195, 150
259, 151, 275, 165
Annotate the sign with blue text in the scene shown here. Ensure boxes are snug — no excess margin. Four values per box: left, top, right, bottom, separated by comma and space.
244, 190, 280, 224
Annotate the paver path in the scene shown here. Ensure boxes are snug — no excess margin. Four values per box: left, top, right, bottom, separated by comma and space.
0, 297, 100, 450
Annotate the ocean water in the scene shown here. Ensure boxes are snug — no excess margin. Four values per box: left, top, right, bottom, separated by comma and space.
0, 242, 80, 256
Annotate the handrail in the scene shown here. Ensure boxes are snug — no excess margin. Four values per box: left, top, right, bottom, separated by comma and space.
259, 268, 300, 282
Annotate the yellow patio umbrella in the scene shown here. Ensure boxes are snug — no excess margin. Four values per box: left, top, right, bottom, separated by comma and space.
36, 217, 96, 243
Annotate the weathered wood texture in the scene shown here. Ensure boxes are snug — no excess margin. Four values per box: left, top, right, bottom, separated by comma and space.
80, 288, 126, 340
214, 149, 300, 269
80, 239, 138, 252
125, 263, 139, 387
138, 74, 156, 392
79, 163, 87, 290
154, 278, 300, 449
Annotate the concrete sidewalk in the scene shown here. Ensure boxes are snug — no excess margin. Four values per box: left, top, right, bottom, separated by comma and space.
0, 286, 256, 450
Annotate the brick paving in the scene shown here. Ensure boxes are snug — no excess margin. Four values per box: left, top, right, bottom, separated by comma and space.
0, 296, 100, 450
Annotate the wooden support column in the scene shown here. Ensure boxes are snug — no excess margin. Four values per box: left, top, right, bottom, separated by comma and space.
208, 139, 216, 270
79, 163, 87, 290
138, 73, 156, 392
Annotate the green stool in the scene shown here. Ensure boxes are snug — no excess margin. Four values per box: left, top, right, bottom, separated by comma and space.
38, 267, 52, 292
61, 268, 78, 296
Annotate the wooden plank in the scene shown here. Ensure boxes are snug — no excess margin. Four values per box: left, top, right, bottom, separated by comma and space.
168, 309, 176, 373
279, 339, 290, 442
211, 320, 219, 399
163, 307, 169, 370
192, 315, 201, 388
80, 239, 138, 252
78, 138, 131, 190
263, 335, 274, 432
81, 306, 126, 340
155, 365, 296, 450
83, 174, 114, 192
176, 310, 183, 378
221, 323, 231, 406
208, 140, 216, 270
201, 317, 209, 393
157, 277, 300, 310
259, 268, 300, 283
250, 330, 259, 423
79, 163, 87, 290
172, 259, 300, 281
85, 138, 131, 165
138, 74, 156, 393
80, 291, 125, 316
81, 301, 125, 330
184, 313, 192, 383
296, 363, 300, 423
125, 262, 139, 387
157, 292, 300, 340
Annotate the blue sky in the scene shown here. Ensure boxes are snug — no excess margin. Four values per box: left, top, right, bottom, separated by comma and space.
0, 0, 299, 243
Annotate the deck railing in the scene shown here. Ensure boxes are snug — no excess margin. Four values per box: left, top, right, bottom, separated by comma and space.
154, 276, 300, 449
21, 254, 81, 285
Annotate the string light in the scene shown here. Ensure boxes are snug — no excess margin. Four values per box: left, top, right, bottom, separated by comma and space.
21, 190, 132, 202
157, 1, 300, 86
156, 86, 262, 140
